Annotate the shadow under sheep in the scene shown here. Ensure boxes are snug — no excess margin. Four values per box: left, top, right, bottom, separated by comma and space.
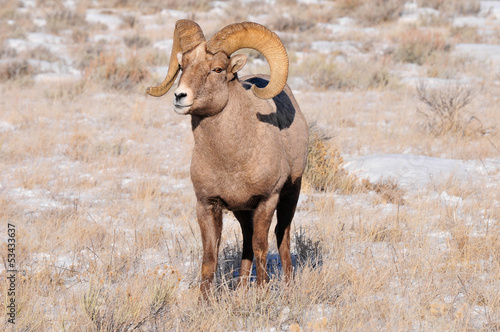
215, 228, 323, 290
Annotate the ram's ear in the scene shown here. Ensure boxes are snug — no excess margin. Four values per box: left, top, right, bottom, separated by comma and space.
228, 54, 247, 74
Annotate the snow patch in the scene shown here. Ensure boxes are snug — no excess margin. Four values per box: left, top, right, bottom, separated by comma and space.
345, 154, 492, 188
91, 34, 122, 43
311, 41, 362, 55
34, 72, 81, 83
481, 1, 500, 19
454, 43, 500, 63
160, 9, 189, 19
453, 16, 486, 27
86, 9, 123, 30
153, 39, 173, 51
400, 76, 476, 88
398, 7, 440, 25
439, 191, 463, 206
0, 121, 15, 132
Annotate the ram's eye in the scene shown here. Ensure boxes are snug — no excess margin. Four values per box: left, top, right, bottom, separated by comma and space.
213, 67, 223, 73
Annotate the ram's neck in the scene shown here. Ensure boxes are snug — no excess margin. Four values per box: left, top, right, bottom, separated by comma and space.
190, 82, 258, 164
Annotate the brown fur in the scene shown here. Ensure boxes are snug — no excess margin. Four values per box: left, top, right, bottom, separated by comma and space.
172, 42, 308, 299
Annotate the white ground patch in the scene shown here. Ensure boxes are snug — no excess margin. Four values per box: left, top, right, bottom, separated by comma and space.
454, 43, 500, 63
345, 154, 499, 188
85, 9, 123, 30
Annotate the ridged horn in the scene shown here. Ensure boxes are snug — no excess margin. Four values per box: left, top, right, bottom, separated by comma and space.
146, 20, 206, 97
207, 22, 288, 99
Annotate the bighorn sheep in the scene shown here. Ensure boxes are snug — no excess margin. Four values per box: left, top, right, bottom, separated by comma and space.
146, 20, 308, 298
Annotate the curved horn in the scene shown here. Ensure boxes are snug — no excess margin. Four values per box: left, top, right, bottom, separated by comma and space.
207, 22, 288, 99
146, 20, 206, 97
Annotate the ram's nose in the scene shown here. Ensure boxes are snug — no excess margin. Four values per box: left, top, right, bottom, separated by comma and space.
174, 92, 187, 103
173, 87, 193, 115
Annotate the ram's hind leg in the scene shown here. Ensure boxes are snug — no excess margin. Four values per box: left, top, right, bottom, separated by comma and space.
234, 210, 254, 287
276, 178, 302, 283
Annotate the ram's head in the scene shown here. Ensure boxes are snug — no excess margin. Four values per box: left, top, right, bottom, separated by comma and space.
146, 20, 289, 116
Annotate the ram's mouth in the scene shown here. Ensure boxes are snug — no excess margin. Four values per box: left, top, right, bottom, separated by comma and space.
174, 103, 193, 114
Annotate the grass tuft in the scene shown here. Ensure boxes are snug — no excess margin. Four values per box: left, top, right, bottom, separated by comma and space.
304, 124, 357, 193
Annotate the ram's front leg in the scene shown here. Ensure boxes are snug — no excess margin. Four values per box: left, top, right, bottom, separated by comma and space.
196, 201, 223, 300
252, 194, 280, 285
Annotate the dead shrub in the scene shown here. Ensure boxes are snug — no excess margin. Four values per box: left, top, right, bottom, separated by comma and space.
395, 29, 450, 65
293, 227, 323, 268
110, 0, 212, 13
0, 59, 35, 81
0, 47, 17, 58
337, 0, 363, 13
46, 8, 86, 33
72, 27, 89, 43
416, 83, 490, 137
132, 177, 161, 201
135, 226, 167, 250
143, 50, 169, 66
76, 43, 105, 70
120, 14, 136, 28
83, 53, 150, 90
123, 34, 151, 49
67, 129, 92, 161
354, 0, 405, 25
304, 124, 357, 193
267, 14, 316, 33
417, 0, 481, 16
23, 45, 59, 62
44, 80, 86, 101
449, 25, 482, 43
362, 178, 405, 205
359, 222, 404, 242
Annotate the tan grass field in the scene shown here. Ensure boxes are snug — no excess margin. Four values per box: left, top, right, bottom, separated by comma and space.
1, 0, 500, 330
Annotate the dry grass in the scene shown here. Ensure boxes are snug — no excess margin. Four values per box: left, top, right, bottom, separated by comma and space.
1, 0, 500, 330
294, 54, 395, 90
